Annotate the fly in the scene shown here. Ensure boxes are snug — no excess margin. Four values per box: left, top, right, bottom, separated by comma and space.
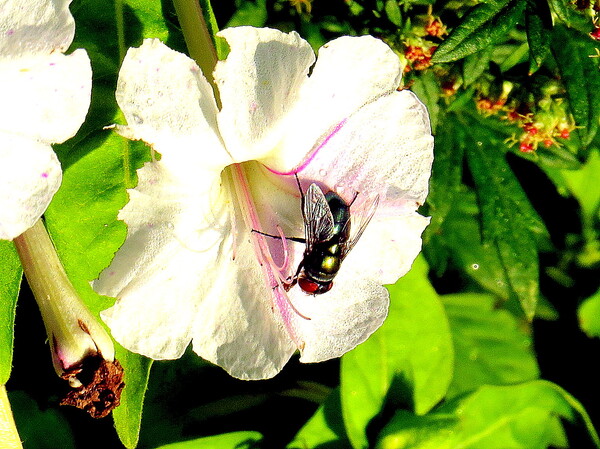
256, 174, 379, 295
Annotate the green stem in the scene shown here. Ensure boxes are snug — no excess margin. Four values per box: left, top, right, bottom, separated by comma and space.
172, 0, 221, 106
13, 221, 114, 379
0, 385, 23, 449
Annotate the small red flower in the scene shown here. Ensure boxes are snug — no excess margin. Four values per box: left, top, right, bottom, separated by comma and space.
590, 27, 600, 41
519, 142, 534, 152
559, 128, 570, 139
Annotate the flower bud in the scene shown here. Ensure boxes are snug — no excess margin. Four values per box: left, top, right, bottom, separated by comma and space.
13, 220, 123, 418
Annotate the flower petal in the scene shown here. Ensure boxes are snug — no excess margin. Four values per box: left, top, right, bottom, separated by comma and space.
0, 49, 92, 143
286, 266, 390, 363
116, 39, 231, 172
263, 35, 404, 172
191, 226, 297, 380
0, 0, 75, 57
96, 159, 227, 359
96, 166, 297, 379
0, 133, 61, 240
299, 89, 434, 208
347, 212, 430, 285
215, 27, 315, 163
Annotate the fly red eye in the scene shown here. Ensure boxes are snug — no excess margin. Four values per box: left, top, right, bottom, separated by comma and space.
298, 277, 333, 295
298, 277, 320, 294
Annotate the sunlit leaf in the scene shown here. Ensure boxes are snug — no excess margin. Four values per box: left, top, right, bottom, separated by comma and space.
432, 0, 526, 63
377, 381, 599, 449
443, 293, 539, 398
288, 388, 351, 449
155, 431, 263, 449
560, 150, 600, 226
340, 257, 453, 449
0, 242, 21, 385
578, 287, 600, 338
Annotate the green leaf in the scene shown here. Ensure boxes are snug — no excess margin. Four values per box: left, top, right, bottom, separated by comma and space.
578, 287, 600, 338
226, 0, 268, 28
410, 71, 441, 133
10, 390, 76, 449
462, 46, 494, 86
443, 293, 539, 398
0, 242, 22, 385
431, 0, 526, 63
464, 121, 547, 318
551, 26, 600, 147
198, 0, 229, 60
155, 431, 263, 449
113, 349, 153, 449
385, 0, 402, 26
424, 111, 465, 240
525, 0, 552, 72
560, 149, 600, 227
547, 0, 593, 32
377, 381, 599, 449
340, 257, 453, 449
288, 388, 351, 449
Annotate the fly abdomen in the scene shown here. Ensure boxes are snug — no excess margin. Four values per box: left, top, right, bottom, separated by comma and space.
303, 240, 342, 283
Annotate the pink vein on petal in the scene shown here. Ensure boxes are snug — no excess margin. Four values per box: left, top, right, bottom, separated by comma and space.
267, 118, 347, 176
230, 164, 302, 346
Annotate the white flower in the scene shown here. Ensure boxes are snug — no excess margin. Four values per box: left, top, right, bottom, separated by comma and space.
0, 0, 92, 240
93, 27, 434, 380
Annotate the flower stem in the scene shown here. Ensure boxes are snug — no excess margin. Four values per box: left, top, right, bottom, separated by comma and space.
172, 0, 220, 106
0, 385, 23, 449
12, 220, 114, 378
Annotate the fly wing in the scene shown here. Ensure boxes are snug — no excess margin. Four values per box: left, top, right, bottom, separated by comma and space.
303, 183, 335, 252
340, 194, 380, 260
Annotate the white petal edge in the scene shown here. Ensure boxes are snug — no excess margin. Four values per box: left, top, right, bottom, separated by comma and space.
0, 0, 75, 57
215, 27, 315, 163
0, 49, 92, 144
286, 266, 390, 363
263, 35, 404, 172
116, 39, 231, 173
0, 132, 61, 240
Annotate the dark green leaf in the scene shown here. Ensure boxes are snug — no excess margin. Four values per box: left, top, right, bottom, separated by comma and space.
155, 431, 263, 449
0, 242, 21, 385
431, 0, 526, 63
10, 390, 75, 449
410, 71, 441, 132
525, 0, 552, 72
443, 293, 539, 398
377, 381, 598, 449
551, 25, 600, 147
340, 257, 453, 449
547, 0, 593, 32
424, 111, 465, 239
464, 121, 547, 318
463, 46, 494, 86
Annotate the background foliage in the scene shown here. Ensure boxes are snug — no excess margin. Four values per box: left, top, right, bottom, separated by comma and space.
2, 0, 600, 447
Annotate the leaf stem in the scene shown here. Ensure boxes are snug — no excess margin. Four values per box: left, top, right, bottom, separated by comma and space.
172, 0, 221, 106
0, 385, 23, 449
